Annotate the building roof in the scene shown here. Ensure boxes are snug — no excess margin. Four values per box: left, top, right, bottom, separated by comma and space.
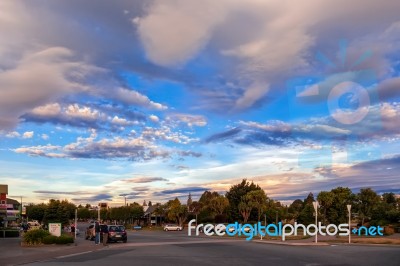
144, 205, 157, 216
6, 198, 20, 205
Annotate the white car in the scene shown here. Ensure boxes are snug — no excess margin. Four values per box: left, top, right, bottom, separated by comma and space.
164, 224, 183, 231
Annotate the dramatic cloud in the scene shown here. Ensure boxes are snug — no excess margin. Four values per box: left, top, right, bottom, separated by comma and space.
156, 186, 208, 195
122, 177, 168, 183
205, 102, 400, 147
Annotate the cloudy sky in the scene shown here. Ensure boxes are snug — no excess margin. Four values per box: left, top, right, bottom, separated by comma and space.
1, 0, 400, 206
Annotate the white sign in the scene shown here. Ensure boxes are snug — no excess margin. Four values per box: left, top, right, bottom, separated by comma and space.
49, 223, 62, 237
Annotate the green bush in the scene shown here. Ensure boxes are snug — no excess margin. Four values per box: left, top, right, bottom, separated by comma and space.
54, 234, 74, 244
23, 229, 51, 245
42, 235, 57, 244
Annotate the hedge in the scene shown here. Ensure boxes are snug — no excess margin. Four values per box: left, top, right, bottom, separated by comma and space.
42, 234, 74, 245
0, 230, 20, 238
23, 229, 51, 245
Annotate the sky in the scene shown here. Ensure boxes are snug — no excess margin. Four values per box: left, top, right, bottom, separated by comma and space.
1, 0, 400, 206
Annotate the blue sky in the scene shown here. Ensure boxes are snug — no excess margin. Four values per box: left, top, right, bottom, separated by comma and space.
1, 0, 400, 206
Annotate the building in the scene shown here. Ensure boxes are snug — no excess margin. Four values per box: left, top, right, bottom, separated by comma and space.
0, 185, 8, 226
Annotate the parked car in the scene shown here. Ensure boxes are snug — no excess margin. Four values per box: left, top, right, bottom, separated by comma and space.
101, 225, 127, 243
163, 224, 183, 231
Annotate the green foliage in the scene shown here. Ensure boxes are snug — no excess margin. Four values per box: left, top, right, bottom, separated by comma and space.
245, 190, 268, 221
44, 199, 76, 225
327, 187, 355, 224
42, 234, 74, 245
166, 198, 188, 226
356, 188, 380, 224
42, 235, 58, 244
226, 179, 263, 222
23, 229, 51, 245
288, 199, 303, 221
209, 196, 229, 215
317, 191, 334, 225
77, 208, 91, 220
26, 203, 47, 223
55, 234, 74, 244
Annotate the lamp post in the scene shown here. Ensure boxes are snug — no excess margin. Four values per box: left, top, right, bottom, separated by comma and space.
347, 204, 351, 244
312, 201, 319, 243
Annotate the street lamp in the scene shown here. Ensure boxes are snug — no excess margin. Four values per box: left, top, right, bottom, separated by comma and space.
347, 204, 351, 244
312, 201, 319, 244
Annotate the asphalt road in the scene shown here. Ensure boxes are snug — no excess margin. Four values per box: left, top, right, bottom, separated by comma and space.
24, 229, 400, 266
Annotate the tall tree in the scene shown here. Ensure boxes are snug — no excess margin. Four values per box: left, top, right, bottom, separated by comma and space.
245, 190, 267, 221
328, 187, 355, 224
357, 188, 380, 225
238, 199, 253, 223
226, 179, 262, 222
317, 191, 334, 225
288, 199, 303, 221
210, 195, 229, 215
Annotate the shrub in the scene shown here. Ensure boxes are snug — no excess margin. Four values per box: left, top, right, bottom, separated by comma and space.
54, 234, 74, 244
23, 229, 51, 245
384, 226, 395, 235
0, 230, 20, 238
42, 235, 57, 244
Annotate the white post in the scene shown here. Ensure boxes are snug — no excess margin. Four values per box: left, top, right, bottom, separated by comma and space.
347, 204, 351, 244
74, 209, 77, 244
312, 201, 319, 243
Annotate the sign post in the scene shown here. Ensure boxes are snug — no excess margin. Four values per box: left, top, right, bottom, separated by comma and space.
347, 204, 351, 244
312, 201, 319, 243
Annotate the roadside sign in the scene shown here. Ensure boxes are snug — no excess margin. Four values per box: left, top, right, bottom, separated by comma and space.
49, 223, 62, 237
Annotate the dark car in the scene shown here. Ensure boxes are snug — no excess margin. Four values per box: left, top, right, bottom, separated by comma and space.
100, 225, 127, 243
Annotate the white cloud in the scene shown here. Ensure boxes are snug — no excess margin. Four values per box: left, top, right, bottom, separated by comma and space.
22, 131, 34, 139
111, 116, 135, 126
167, 113, 207, 127
149, 115, 159, 123
5, 131, 20, 138
41, 134, 49, 140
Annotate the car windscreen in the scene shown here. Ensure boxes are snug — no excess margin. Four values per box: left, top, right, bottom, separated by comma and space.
109, 225, 124, 232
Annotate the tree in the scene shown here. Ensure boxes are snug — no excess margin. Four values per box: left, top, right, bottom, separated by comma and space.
298, 193, 316, 225
238, 200, 252, 223
357, 188, 380, 225
226, 179, 262, 222
167, 198, 188, 226
210, 195, 229, 215
77, 207, 91, 220
288, 199, 303, 221
328, 187, 355, 224
245, 190, 267, 221
317, 191, 334, 225
26, 203, 46, 223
